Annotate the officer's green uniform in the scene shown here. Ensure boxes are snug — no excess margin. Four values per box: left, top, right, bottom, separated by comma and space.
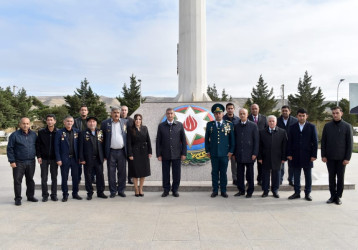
205, 104, 235, 194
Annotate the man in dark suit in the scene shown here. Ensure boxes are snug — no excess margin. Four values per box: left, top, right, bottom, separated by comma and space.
233, 108, 259, 198
73, 105, 89, 184
101, 107, 128, 198
205, 104, 235, 198
156, 108, 187, 197
54, 115, 82, 202
277, 105, 298, 186
321, 106, 353, 205
258, 115, 287, 198
79, 117, 108, 200
120, 105, 134, 185
248, 104, 268, 186
287, 109, 318, 201
223, 102, 240, 185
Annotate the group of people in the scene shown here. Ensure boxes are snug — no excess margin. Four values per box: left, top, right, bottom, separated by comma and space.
205, 103, 353, 205
7, 103, 353, 206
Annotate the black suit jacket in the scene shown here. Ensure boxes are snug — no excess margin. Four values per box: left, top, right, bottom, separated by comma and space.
287, 122, 318, 168
258, 127, 287, 171
100, 118, 127, 159
277, 115, 298, 133
79, 129, 104, 164
321, 120, 353, 161
156, 121, 187, 160
248, 114, 268, 130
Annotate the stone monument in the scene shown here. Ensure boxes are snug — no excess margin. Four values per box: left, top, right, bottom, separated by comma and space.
132, 0, 227, 182
175, 0, 211, 102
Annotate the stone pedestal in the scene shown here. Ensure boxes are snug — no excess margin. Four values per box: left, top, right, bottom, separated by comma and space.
132, 102, 223, 181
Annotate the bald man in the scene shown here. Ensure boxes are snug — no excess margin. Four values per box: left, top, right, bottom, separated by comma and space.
7, 117, 38, 206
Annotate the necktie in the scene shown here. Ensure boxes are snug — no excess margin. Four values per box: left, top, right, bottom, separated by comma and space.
254, 116, 257, 123
217, 122, 221, 129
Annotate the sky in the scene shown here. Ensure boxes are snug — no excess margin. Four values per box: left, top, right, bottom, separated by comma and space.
0, 0, 357, 101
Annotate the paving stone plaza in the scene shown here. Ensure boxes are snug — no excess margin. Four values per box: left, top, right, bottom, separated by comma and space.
0, 152, 357, 249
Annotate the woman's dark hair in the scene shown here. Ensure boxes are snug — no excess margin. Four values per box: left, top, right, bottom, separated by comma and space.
131, 114, 143, 135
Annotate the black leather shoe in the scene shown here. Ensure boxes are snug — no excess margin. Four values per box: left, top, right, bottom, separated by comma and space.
234, 192, 245, 197
51, 196, 58, 201
161, 191, 169, 197
335, 197, 342, 205
173, 192, 179, 197
15, 200, 21, 206
128, 179, 134, 185
87, 195, 92, 200
246, 194, 252, 198
97, 193, 108, 199
211, 192, 218, 198
288, 193, 301, 200
135, 194, 140, 197
42, 197, 48, 202
288, 181, 294, 187
273, 192, 280, 198
118, 192, 126, 197
261, 192, 268, 198
305, 194, 312, 201
72, 194, 83, 200
62, 196, 68, 202
221, 192, 228, 198
27, 197, 38, 202
110, 193, 116, 198
139, 193, 144, 197
326, 197, 335, 204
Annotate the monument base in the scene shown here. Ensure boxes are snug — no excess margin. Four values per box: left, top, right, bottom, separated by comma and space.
132, 101, 223, 181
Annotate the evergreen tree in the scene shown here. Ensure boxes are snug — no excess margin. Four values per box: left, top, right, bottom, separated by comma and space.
207, 84, 219, 101
64, 78, 107, 122
36, 105, 69, 129
0, 87, 17, 129
0, 86, 42, 129
116, 74, 146, 116
288, 71, 329, 121
207, 84, 232, 101
245, 75, 278, 116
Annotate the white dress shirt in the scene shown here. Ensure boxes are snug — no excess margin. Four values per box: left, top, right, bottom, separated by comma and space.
110, 120, 124, 149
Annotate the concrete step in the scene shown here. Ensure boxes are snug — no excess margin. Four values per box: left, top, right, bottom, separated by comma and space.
35, 181, 355, 192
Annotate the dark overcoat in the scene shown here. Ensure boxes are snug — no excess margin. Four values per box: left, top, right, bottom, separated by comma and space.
234, 120, 259, 163
127, 126, 152, 177
156, 121, 187, 160
258, 127, 287, 171
287, 122, 318, 168
321, 120, 353, 161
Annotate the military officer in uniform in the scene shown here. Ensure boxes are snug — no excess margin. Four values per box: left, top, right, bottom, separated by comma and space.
205, 103, 235, 198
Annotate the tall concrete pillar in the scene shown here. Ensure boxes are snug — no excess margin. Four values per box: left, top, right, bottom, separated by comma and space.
175, 0, 211, 102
